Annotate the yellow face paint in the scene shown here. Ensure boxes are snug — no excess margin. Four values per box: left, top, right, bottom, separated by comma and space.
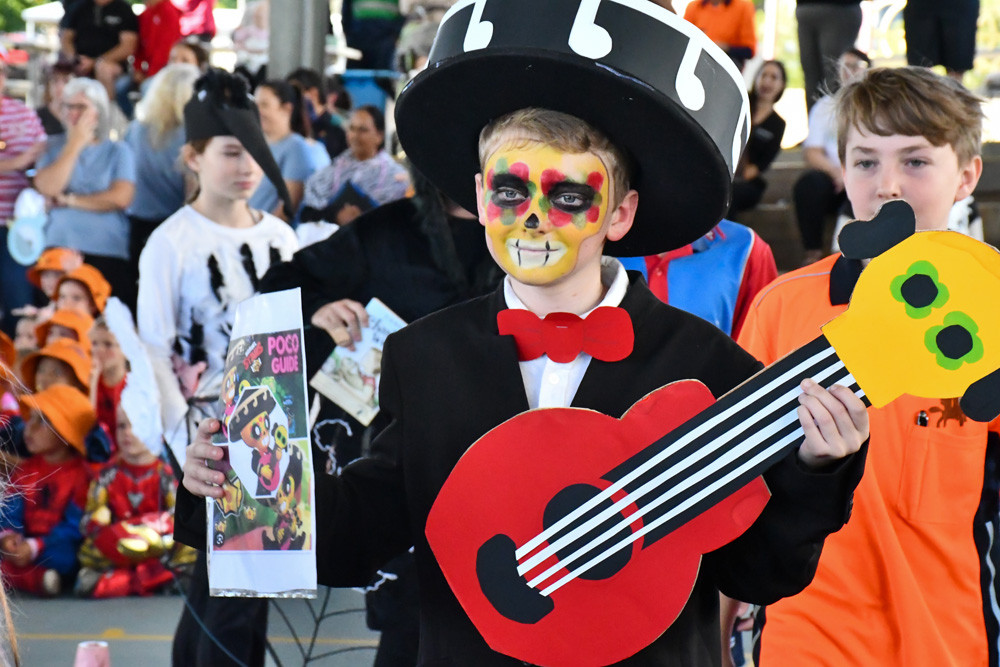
482, 143, 610, 285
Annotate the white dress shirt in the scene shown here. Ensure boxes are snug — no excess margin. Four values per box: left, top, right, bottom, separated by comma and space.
503, 257, 629, 409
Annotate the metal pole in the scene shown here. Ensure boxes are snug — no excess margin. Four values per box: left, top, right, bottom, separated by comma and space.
269, 0, 328, 78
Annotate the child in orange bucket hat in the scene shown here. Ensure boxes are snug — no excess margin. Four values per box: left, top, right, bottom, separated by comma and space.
55, 264, 111, 317
0, 385, 94, 595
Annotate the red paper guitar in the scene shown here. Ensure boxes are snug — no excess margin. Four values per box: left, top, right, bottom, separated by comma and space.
425, 202, 1000, 666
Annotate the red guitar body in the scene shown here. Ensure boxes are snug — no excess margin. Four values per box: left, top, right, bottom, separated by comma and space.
426, 380, 771, 667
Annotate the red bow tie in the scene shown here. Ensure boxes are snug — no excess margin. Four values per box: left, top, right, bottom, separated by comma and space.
497, 307, 634, 363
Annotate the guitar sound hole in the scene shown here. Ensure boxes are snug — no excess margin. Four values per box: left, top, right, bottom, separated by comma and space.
543, 484, 634, 580
900, 273, 938, 309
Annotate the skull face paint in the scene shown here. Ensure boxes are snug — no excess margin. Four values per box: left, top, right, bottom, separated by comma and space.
482, 144, 610, 284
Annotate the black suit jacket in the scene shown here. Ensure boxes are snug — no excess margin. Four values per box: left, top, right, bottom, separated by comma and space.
304, 274, 865, 666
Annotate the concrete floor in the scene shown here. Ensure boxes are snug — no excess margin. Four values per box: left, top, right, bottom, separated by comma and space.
11, 585, 379, 666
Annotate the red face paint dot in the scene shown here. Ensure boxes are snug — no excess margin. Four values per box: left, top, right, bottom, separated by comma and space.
510, 162, 530, 182
586, 206, 601, 223
487, 168, 495, 190
586, 171, 605, 191
549, 208, 572, 227
516, 200, 531, 216
541, 169, 565, 196
487, 202, 501, 221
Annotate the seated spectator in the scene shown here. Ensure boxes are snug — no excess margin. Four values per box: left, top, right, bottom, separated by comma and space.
59, 0, 139, 99
233, 0, 269, 86
35, 309, 94, 351
133, 0, 183, 83
793, 48, 868, 265
325, 73, 352, 118
88, 312, 126, 451
286, 67, 348, 161
12, 315, 38, 367
250, 79, 320, 219
683, 0, 757, 71
21, 338, 91, 394
174, 0, 217, 44
28, 247, 84, 304
35, 61, 75, 136
34, 78, 137, 307
76, 298, 194, 598
15, 337, 111, 464
0, 385, 94, 596
55, 264, 112, 319
301, 105, 409, 226
0, 57, 48, 335
125, 64, 200, 281
167, 38, 210, 72
0, 330, 18, 418
729, 60, 787, 219
116, 0, 183, 117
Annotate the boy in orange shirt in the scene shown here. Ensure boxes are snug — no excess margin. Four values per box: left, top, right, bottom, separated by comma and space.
740, 67, 995, 666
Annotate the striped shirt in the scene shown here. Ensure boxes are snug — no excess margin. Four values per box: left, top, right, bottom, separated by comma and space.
0, 97, 46, 222
302, 149, 409, 211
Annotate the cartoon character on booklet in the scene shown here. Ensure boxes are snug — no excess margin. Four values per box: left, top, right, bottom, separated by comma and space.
262, 443, 306, 551
227, 386, 283, 496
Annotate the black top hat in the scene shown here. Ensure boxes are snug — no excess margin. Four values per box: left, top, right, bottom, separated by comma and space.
228, 385, 276, 442
185, 69, 294, 219
394, 0, 750, 256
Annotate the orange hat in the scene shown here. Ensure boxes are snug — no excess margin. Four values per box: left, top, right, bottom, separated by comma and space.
0, 331, 13, 369
20, 339, 92, 391
35, 309, 95, 351
27, 247, 83, 289
55, 264, 111, 313
0, 330, 15, 382
19, 385, 95, 454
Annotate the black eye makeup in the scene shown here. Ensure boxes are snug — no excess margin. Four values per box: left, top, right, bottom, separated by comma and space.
547, 182, 596, 214
491, 173, 530, 208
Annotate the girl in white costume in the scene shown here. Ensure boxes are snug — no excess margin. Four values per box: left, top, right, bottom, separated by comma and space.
137, 69, 298, 463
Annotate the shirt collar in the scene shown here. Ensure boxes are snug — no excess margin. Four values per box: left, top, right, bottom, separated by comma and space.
503, 257, 629, 314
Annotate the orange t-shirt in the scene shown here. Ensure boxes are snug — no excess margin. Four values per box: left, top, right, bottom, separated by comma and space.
739, 254, 999, 666
683, 0, 756, 57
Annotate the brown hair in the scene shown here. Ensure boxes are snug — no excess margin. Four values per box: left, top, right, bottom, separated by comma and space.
836, 67, 984, 165
479, 108, 633, 207
182, 138, 212, 203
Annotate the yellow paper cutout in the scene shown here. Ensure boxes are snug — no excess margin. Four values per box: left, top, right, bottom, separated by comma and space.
823, 231, 1000, 407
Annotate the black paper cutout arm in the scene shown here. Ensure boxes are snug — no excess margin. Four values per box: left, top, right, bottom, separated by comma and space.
837, 200, 917, 260
960, 367, 1000, 422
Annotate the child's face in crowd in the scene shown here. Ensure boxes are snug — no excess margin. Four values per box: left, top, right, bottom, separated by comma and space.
90, 326, 125, 376
14, 317, 38, 354
475, 141, 614, 286
842, 126, 982, 232
39, 270, 64, 299
169, 43, 198, 67
35, 357, 76, 391
23, 410, 67, 459
186, 136, 264, 203
56, 280, 94, 316
116, 405, 152, 464
46, 324, 78, 346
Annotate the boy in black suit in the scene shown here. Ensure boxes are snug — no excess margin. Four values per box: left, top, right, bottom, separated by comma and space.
178, 2, 868, 664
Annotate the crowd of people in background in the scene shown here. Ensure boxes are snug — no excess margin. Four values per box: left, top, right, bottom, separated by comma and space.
0, 0, 993, 666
